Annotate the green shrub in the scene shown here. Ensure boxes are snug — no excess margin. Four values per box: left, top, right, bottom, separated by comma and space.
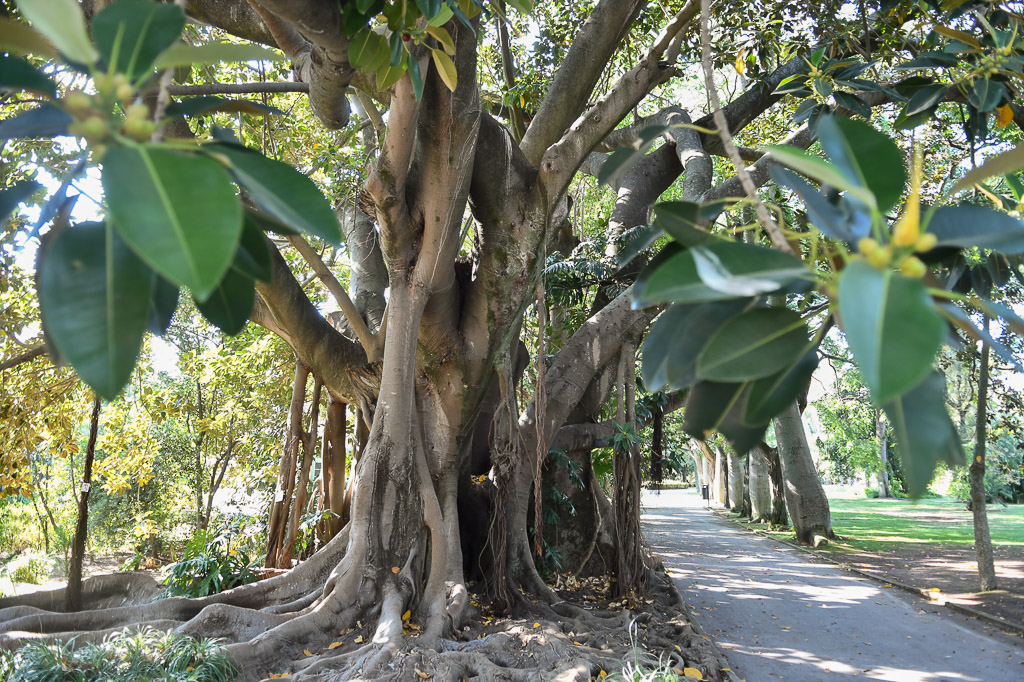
0, 627, 237, 681
162, 525, 259, 598
6, 550, 52, 584
864, 487, 879, 499
948, 467, 1012, 505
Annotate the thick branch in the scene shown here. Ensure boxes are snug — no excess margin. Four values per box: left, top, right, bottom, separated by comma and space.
520, 0, 648, 165
254, 241, 366, 399
287, 235, 381, 362
0, 345, 46, 372
538, 1, 701, 201
165, 82, 307, 96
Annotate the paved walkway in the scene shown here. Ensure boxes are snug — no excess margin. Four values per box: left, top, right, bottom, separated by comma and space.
642, 489, 1024, 682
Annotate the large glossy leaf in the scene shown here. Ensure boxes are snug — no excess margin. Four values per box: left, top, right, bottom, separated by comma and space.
883, 372, 965, 498
816, 115, 907, 213
348, 30, 389, 71
234, 217, 273, 283
903, 83, 947, 117
652, 202, 712, 247
764, 144, 878, 210
635, 241, 809, 306
37, 222, 153, 399
0, 180, 42, 224
682, 381, 767, 455
102, 146, 242, 300
697, 307, 809, 382
968, 78, 1005, 113
598, 125, 668, 187
975, 297, 1024, 335
205, 143, 340, 244
93, 0, 185, 80
0, 104, 70, 140
147, 274, 179, 336
926, 205, 1024, 254
193, 266, 255, 336
0, 55, 56, 96
770, 165, 854, 242
838, 261, 945, 405
641, 300, 750, 391
744, 348, 819, 425
950, 145, 1024, 195
938, 303, 1020, 369
14, 0, 98, 65
0, 17, 58, 58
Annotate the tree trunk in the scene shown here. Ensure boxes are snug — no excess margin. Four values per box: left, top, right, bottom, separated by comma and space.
971, 315, 997, 591
727, 448, 745, 514
876, 410, 890, 498
774, 402, 832, 546
749, 445, 771, 522
762, 443, 789, 526
650, 406, 663, 486
713, 445, 726, 506
65, 395, 100, 612
321, 397, 347, 537
280, 377, 323, 568
265, 360, 310, 568
612, 345, 645, 597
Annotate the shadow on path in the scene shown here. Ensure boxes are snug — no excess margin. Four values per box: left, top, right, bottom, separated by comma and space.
642, 489, 1024, 681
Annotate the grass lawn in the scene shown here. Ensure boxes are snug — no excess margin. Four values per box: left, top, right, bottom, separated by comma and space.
825, 495, 1024, 552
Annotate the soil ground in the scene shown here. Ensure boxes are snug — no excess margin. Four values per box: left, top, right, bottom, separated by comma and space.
643, 487, 1024, 681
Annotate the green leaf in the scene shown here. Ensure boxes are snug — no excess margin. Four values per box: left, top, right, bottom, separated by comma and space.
415, 0, 442, 19
408, 55, 424, 100
377, 54, 407, 90
0, 180, 42, 224
153, 42, 283, 69
505, 0, 534, 13
682, 381, 767, 455
938, 303, 1019, 369
234, 217, 273, 283
744, 348, 819, 425
193, 266, 254, 336
833, 91, 871, 118
147, 274, 179, 337
0, 16, 57, 58
635, 241, 809, 306
926, 205, 1024, 254
598, 125, 668, 187
389, 30, 404, 67
950, 144, 1024, 195
764, 144, 877, 210
0, 55, 56, 96
903, 83, 947, 116
14, 0, 98, 65
102, 146, 242, 300
431, 47, 457, 92
883, 372, 965, 498
427, 25, 455, 55
0, 104, 70, 140
641, 300, 750, 391
93, 0, 185, 80
348, 30, 388, 71
769, 165, 858, 242
428, 5, 454, 26
697, 307, 809, 382
37, 222, 153, 399
165, 96, 284, 118
652, 202, 712, 248
837, 260, 945, 405
205, 143, 340, 244
968, 78, 1005, 113
816, 115, 907, 213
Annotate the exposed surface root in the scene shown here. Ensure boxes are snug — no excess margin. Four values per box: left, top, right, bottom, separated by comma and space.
0, 555, 724, 681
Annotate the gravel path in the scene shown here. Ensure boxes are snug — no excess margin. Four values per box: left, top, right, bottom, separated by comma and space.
642, 488, 1024, 682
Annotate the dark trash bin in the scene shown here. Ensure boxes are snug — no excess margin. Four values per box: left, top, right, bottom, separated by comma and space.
701, 484, 709, 500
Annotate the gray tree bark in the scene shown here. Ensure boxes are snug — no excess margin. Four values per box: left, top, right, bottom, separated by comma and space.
774, 402, 832, 546
727, 448, 745, 513
749, 446, 772, 522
